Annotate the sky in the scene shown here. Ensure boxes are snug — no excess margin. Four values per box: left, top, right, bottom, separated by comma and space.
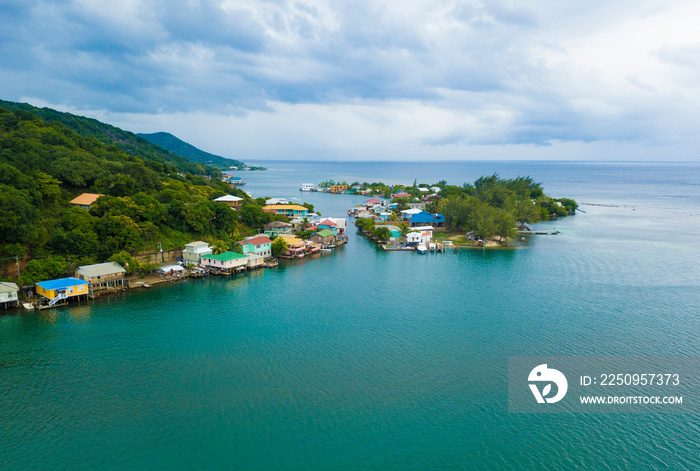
2, 0, 700, 161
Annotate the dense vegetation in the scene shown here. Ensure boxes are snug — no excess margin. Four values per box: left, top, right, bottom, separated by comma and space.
435, 175, 577, 239
0, 104, 282, 285
0, 99, 230, 175
350, 175, 577, 241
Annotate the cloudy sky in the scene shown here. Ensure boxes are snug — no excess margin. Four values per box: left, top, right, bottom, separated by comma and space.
2, 0, 700, 161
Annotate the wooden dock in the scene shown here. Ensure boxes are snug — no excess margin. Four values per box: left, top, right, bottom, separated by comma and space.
518, 230, 560, 235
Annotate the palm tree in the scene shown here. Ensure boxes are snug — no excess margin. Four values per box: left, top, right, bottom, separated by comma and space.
399, 223, 410, 240
212, 240, 229, 254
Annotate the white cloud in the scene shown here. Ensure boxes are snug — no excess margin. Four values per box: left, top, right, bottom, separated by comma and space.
4, 0, 700, 160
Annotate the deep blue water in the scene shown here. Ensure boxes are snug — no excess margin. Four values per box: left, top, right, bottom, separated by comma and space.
1, 161, 699, 470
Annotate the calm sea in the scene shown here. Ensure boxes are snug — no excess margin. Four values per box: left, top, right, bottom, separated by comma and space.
1, 161, 699, 470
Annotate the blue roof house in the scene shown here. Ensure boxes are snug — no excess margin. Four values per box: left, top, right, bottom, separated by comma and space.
410, 211, 445, 227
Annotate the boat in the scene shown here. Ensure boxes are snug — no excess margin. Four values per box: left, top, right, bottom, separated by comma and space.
416, 243, 427, 254
22, 302, 35, 310
320, 248, 332, 253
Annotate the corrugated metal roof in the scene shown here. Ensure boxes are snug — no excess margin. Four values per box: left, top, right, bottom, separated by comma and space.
36, 277, 89, 290
201, 251, 247, 261
245, 236, 272, 246
76, 262, 126, 278
0, 282, 19, 293
262, 205, 308, 211
315, 230, 335, 237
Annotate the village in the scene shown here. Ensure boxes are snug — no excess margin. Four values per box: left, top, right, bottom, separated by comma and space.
1, 191, 348, 312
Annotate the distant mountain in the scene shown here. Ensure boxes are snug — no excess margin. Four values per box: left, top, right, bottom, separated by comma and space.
0, 99, 241, 173
137, 132, 244, 169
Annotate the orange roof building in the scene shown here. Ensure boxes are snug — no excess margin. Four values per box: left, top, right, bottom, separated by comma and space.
70, 193, 104, 209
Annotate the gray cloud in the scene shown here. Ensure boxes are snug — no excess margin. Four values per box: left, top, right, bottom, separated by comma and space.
1, 0, 699, 154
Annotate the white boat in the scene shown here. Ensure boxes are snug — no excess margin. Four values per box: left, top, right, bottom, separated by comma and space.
22, 302, 35, 310
416, 243, 427, 254
320, 248, 332, 253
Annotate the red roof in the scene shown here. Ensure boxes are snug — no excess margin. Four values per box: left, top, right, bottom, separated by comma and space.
237, 240, 253, 247
392, 192, 411, 198
319, 219, 338, 227
245, 236, 273, 246
366, 198, 381, 204
306, 225, 319, 231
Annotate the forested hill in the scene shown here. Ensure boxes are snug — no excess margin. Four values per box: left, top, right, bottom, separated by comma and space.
0, 104, 287, 286
0, 99, 240, 174
138, 132, 243, 169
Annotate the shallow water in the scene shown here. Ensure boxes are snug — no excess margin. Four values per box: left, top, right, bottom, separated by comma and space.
2, 161, 699, 470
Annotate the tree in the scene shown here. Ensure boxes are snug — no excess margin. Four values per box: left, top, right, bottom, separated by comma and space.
212, 240, 229, 254
108, 251, 139, 275
399, 223, 410, 239
19, 256, 67, 285
373, 227, 390, 242
271, 237, 287, 257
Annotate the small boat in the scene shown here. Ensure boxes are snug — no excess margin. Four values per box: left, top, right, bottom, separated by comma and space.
327, 244, 336, 249
320, 248, 332, 253
416, 243, 427, 254
22, 302, 35, 310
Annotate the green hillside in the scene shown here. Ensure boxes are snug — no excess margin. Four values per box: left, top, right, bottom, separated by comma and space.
0, 103, 285, 285
138, 132, 244, 169
0, 99, 234, 174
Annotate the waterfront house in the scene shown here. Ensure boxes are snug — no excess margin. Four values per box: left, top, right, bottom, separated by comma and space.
246, 253, 265, 269
262, 204, 309, 218
318, 219, 338, 235
183, 241, 213, 267
323, 217, 347, 236
365, 198, 382, 209
75, 262, 126, 292
383, 225, 402, 242
35, 278, 89, 304
199, 252, 248, 273
70, 193, 104, 210
278, 235, 307, 257
264, 221, 293, 237
410, 211, 445, 227
329, 185, 348, 194
237, 236, 273, 258
0, 282, 19, 309
214, 195, 244, 210
300, 183, 314, 191
309, 229, 335, 246
407, 226, 434, 245
400, 208, 422, 220
305, 241, 322, 254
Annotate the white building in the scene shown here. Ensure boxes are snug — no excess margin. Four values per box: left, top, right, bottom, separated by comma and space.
0, 282, 19, 308
300, 183, 314, 191
183, 241, 213, 267
266, 198, 289, 205
407, 226, 434, 244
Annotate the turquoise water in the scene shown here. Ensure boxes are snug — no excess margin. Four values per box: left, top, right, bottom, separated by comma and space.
2, 162, 700, 469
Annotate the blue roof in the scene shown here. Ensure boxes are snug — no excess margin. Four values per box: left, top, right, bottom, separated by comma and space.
410, 211, 445, 224
36, 277, 89, 290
